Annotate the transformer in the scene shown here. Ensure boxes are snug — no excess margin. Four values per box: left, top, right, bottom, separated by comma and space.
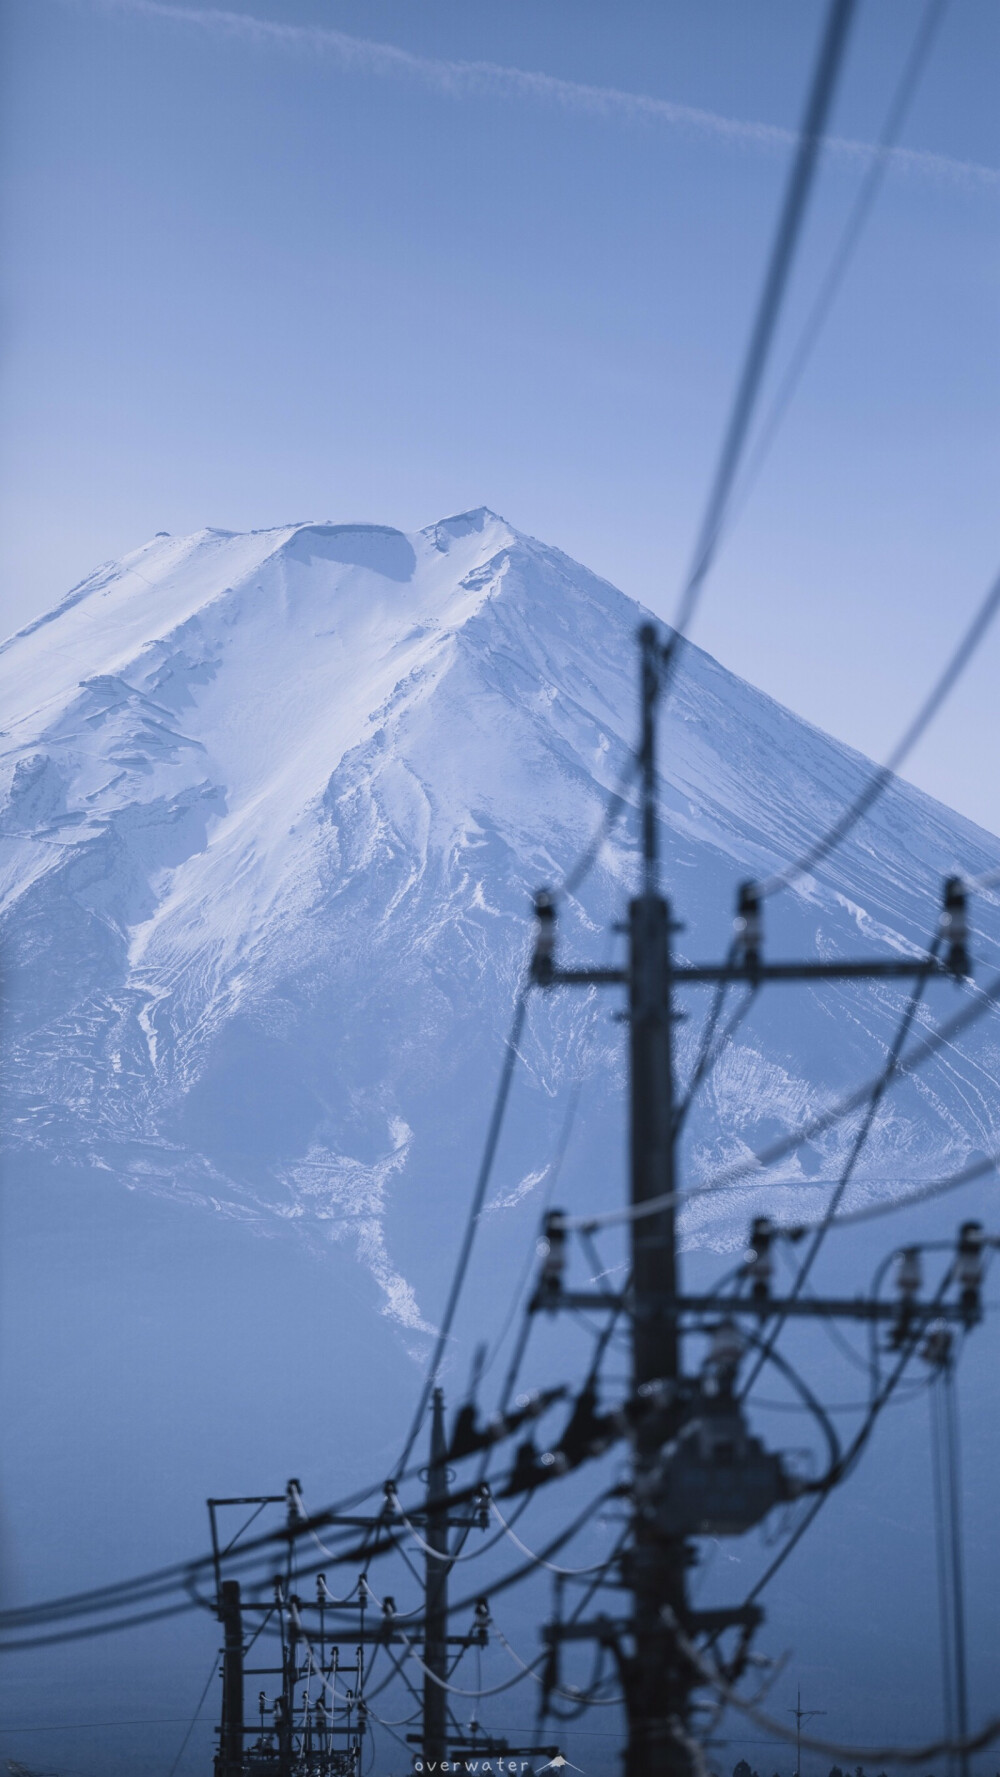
637, 1393, 792, 1537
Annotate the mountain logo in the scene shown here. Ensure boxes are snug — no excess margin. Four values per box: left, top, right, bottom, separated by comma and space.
536, 1758, 583, 1774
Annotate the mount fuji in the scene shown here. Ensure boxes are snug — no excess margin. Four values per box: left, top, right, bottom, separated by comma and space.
4, 508, 1000, 1773
2, 506, 1000, 1339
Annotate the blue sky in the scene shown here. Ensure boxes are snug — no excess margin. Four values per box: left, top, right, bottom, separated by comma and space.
1, 0, 997, 829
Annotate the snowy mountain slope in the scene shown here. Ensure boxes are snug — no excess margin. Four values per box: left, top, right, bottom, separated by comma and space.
2, 508, 1000, 1331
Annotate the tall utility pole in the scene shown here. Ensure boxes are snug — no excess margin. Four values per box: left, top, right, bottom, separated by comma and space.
423, 1386, 450, 1766
625, 624, 687, 1776
789, 1686, 826, 1777
529, 624, 972, 1777
218, 1578, 244, 1777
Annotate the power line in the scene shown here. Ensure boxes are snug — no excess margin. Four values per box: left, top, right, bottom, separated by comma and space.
0, 1716, 217, 1733
557, 752, 639, 902
487, 1500, 622, 1580
0, 1474, 389, 1630
5, 989, 993, 1658
739, 939, 940, 1396
785, 1151, 1000, 1232
674, 975, 759, 1138
733, 1260, 958, 1619
756, 563, 1000, 898
718, 0, 952, 556
551, 3, 860, 910
0, 1427, 546, 1647
668, 1604, 1000, 1766
962, 857, 1000, 894
538, 0, 937, 1003
393, 984, 529, 1477
0, 1597, 201, 1654
555, 965, 1000, 1233
667, 0, 859, 650
479, 1071, 586, 1386
166, 1650, 220, 1777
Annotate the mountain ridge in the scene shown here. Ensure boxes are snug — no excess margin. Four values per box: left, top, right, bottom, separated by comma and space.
2, 510, 999, 1336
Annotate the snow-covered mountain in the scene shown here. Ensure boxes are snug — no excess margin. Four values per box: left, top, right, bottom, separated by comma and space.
3, 508, 999, 1334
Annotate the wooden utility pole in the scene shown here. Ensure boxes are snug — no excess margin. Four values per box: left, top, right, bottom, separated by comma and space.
789, 1685, 826, 1777
218, 1578, 244, 1777
624, 624, 688, 1776
529, 623, 970, 1777
422, 1386, 450, 1765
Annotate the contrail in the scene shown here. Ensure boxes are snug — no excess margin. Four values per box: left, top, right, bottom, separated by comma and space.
89, 0, 999, 193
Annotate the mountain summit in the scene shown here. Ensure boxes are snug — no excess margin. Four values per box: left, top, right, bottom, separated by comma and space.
2, 511, 999, 1330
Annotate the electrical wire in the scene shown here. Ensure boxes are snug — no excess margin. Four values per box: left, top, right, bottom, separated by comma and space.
770, 1238, 879, 1379
487, 1500, 621, 1579
393, 984, 529, 1478
0, 1596, 201, 1654
479, 1072, 586, 1387
387, 1491, 532, 1567
365, 1699, 424, 1760
666, 0, 858, 653
0, 1473, 393, 1632
557, 752, 640, 902
783, 1150, 1000, 1233
288, 1485, 366, 1599
493, 1621, 624, 1708
554, 965, 1000, 1232
743, 1337, 842, 1488
717, 0, 952, 558
18, 1199, 974, 1657
165, 1649, 220, 1777
3, 16, 990, 1733
674, 972, 759, 1139
235, 1487, 621, 1655
392, 1630, 543, 1698
961, 860, 1000, 894
666, 1604, 1000, 1765
748, 1383, 930, 1415
755, 563, 1000, 899
739, 943, 939, 1397
734, 1258, 956, 1618
356, 1576, 424, 1624
391, 1488, 621, 1636
0, 1508, 408, 1650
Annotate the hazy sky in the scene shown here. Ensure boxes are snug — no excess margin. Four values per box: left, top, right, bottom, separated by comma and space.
1, 0, 997, 830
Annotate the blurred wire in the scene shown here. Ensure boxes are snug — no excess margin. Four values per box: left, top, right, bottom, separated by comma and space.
666, 0, 858, 653
166, 1650, 222, 1777
393, 984, 529, 1478
756, 565, 1000, 898
718, 0, 952, 554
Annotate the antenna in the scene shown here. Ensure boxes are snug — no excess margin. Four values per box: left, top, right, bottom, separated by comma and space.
789, 1685, 827, 1777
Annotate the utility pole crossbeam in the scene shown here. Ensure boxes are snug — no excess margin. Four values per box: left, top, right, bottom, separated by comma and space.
546, 956, 954, 986
534, 1292, 980, 1328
